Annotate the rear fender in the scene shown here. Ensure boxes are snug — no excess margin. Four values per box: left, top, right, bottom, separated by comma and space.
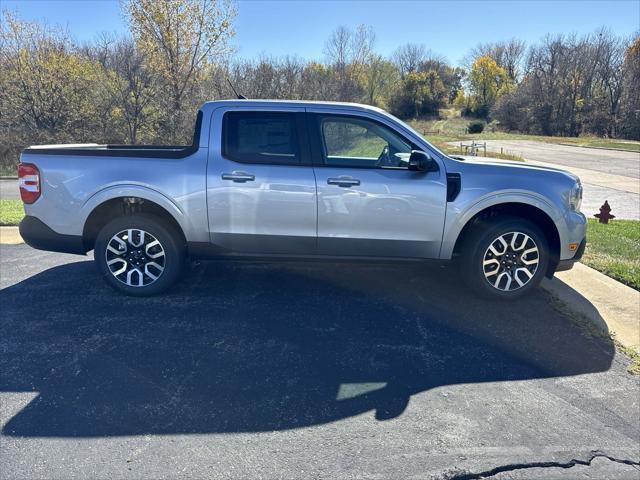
80, 185, 187, 237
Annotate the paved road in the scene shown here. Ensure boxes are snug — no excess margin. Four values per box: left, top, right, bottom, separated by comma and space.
479, 140, 640, 178
474, 140, 640, 220
0, 179, 19, 200
1, 245, 638, 479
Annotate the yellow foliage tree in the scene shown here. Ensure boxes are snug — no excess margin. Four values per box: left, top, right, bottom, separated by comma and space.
468, 55, 510, 117
0, 11, 99, 141
124, 0, 236, 141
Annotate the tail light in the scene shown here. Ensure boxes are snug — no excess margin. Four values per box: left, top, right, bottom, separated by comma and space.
18, 163, 41, 204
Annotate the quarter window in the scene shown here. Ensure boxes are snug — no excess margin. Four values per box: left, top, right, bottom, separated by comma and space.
222, 112, 299, 164
319, 116, 413, 168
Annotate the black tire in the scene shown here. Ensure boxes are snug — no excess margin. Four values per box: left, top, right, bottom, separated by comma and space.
94, 214, 185, 296
459, 216, 549, 300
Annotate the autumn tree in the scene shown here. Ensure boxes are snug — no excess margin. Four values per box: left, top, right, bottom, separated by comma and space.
362, 55, 398, 107
468, 55, 510, 117
124, 0, 235, 142
0, 11, 99, 144
464, 39, 526, 82
619, 35, 640, 139
388, 70, 447, 118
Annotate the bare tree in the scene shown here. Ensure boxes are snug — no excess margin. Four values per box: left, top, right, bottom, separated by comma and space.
323, 24, 375, 101
392, 43, 426, 78
100, 37, 156, 143
323, 26, 351, 69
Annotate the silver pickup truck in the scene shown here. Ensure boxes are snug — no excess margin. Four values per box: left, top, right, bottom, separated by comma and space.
18, 100, 586, 299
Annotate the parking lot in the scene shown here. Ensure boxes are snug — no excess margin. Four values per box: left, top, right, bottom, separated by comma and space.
1, 244, 639, 479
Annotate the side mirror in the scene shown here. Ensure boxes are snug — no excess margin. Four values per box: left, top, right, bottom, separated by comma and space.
408, 150, 433, 172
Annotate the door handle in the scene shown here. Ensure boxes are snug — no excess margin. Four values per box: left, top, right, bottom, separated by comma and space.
221, 171, 255, 183
327, 177, 360, 187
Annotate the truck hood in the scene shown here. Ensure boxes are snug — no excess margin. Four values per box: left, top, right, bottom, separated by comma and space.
451, 155, 580, 182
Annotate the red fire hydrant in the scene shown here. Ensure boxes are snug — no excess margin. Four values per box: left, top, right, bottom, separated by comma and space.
594, 200, 615, 224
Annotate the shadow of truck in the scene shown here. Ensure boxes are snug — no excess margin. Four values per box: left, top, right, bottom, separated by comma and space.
0, 259, 614, 437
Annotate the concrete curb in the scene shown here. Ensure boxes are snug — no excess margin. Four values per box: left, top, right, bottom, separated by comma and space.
0, 176, 18, 180
0, 226, 23, 245
542, 263, 640, 352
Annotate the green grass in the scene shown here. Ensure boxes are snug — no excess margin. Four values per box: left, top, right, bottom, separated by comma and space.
557, 139, 640, 152
0, 199, 24, 226
0, 165, 17, 177
583, 218, 640, 290
620, 346, 640, 375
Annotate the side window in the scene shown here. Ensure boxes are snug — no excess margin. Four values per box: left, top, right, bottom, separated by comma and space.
222, 111, 299, 165
319, 116, 412, 168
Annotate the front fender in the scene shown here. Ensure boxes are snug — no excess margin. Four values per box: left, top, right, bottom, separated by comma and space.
439, 190, 564, 260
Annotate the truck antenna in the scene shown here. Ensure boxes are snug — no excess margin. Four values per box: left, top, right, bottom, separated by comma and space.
227, 78, 247, 100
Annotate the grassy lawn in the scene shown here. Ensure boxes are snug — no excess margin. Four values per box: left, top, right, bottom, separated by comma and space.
0, 199, 24, 226
555, 138, 640, 152
583, 218, 640, 290
0, 165, 17, 177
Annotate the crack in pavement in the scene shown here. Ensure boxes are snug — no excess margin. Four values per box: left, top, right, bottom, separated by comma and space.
444, 451, 640, 479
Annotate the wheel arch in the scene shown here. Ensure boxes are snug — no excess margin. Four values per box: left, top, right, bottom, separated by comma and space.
447, 201, 562, 277
81, 187, 187, 252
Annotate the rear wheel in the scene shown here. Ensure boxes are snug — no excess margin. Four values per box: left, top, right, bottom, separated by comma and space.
94, 214, 185, 296
459, 217, 549, 300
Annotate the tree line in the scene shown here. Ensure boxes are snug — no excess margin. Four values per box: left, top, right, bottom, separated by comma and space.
1, 0, 638, 172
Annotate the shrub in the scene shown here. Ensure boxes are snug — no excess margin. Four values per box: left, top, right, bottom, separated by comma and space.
491, 91, 530, 132
467, 121, 485, 134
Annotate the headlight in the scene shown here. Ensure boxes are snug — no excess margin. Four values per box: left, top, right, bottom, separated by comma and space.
568, 181, 583, 212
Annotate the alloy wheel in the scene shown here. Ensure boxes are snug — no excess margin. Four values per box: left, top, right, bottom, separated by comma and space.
105, 229, 166, 287
482, 231, 540, 292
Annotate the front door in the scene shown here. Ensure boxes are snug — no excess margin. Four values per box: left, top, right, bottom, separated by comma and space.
206, 107, 317, 255
309, 112, 447, 258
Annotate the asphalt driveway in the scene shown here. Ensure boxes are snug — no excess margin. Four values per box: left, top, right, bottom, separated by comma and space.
1, 245, 639, 478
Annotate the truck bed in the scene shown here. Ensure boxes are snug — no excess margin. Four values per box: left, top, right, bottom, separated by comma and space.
22, 112, 202, 159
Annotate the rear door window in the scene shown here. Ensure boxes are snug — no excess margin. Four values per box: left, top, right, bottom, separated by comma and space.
222, 111, 300, 165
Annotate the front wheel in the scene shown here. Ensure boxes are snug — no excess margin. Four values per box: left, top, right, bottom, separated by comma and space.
459, 217, 549, 300
94, 214, 185, 296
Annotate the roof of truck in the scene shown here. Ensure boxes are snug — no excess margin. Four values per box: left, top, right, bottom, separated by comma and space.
201, 99, 387, 114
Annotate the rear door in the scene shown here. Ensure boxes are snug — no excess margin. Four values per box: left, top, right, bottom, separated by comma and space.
307, 110, 447, 258
206, 106, 317, 255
